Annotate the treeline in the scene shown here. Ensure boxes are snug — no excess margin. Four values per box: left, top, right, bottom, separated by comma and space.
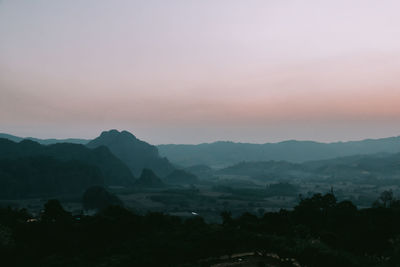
1, 193, 400, 266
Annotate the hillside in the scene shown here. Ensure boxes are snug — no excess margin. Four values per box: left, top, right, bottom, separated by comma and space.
0, 156, 104, 199
87, 130, 175, 177
0, 138, 135, 187
158, 136, 400, 168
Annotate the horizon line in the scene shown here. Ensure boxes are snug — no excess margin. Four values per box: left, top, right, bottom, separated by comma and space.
1, 130, 400, 146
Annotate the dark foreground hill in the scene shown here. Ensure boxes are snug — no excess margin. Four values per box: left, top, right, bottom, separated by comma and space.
0, 156, 104, 198
0, 138, 135, 187
87, 130, 175, 177
158, 136, 400, 167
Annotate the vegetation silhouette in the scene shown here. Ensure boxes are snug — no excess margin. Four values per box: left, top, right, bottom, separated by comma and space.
1, 192, 400, 266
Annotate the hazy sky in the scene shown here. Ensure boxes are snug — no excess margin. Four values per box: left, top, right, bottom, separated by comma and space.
1, 0, 400, 144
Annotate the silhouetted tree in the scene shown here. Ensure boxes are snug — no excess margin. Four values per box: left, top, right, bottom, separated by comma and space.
373, 190, 395, 208
41, 199, 71, 223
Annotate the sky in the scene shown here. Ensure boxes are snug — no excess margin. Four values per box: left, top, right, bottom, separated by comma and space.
1, 0, 400, 144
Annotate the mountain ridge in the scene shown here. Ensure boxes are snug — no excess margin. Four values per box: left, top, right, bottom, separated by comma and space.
0, 133, 89, 145
217, 151, 400, 183
158, 136, 400, 168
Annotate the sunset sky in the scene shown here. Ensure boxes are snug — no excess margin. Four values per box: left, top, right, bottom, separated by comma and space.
1, 0, 400, 144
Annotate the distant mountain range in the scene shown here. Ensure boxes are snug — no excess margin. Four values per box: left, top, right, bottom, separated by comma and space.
158, 137, 400, 168
0, 133, 89, 145
4, 131, 400, 182
218, 152, 400, 183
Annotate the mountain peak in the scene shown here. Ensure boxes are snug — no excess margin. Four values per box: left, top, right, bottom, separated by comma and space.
87, 130, 175, 177
100, 129, 137, 140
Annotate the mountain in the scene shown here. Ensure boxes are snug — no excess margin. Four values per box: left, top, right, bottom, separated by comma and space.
134, 168, 165, 188
0, 138, 135, 186
164, 169, 199, 185
158, 136, 400, 168
0, 156, 104, 199
87, 130, 175, 177
0, 133, 89, 145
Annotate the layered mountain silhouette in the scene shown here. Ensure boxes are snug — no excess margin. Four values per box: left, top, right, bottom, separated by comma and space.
87, 130, 175, 177
158, 137, 400, 168
4, 131, 400, 171
134, 168, 165, 188
0, 133, 89, 145
218, 152, 400, 182
0, 138, 135, 187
